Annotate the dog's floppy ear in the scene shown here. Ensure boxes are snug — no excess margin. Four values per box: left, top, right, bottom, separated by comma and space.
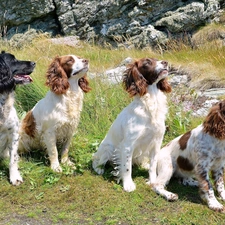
203, 101, 225, 139
78, 75, 91, 93
157, 78, 172, 93
123, 61, 148, 97
45, 56, 70, 95
0, 57, 15, 94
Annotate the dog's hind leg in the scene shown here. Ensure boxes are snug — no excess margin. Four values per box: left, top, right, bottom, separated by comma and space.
181, 177, 198, 186
92, 142, 114, 175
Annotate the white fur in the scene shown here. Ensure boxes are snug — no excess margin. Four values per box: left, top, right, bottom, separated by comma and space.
92, 60, 169, 192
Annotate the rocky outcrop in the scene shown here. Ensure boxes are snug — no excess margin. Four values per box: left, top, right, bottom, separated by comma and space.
0, 0, 224, 48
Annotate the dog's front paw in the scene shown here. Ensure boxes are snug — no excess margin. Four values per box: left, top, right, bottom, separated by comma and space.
181, 177, 198, 187
151, 184, 178, 201
208, 200, 225, 213
10, 171, 23, 186
51, 163, 62, 173
123, 180, 136, 192
165, 193, 178, 201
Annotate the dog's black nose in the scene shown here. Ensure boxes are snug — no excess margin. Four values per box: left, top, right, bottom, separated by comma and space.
31, 62, 36, 67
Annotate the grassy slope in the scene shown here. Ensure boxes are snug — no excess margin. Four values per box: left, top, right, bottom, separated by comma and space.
0, 34, 225, 224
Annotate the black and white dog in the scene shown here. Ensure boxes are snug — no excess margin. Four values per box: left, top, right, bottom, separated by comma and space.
0, 51, 35, 185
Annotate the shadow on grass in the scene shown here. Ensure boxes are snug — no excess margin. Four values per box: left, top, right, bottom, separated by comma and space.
92, 162, 150, 182
93, 162, 203, 206
19, 148, 203, 208
20, 150, 49, 167
164, 177, 202, 204
0, 159, 10, 182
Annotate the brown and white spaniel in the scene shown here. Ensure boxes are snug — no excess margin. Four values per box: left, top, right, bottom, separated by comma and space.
19, 55, 91, 172
92, 58, 171, 192
152, 100, 225, 212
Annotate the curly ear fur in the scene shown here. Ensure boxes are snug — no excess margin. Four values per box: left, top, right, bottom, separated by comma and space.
157, 78, 172, 93
45, 56, 70, 95
22, 110, 36, 138
0, 57, 15, 94
123, 62, 148, 97
78, 75, 91, 93
203, 101, 225, 139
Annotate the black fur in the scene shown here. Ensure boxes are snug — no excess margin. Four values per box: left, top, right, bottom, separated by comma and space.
0, 51, 36, 93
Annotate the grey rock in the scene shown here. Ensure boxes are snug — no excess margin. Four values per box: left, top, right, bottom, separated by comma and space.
0, 0, 223, 48
169, 75, 189, 86
198, 88, 225, 98
50, 36, 80, 47
193, 99, 219, 117
104, 57, 132, 84
9, 29, 44, 48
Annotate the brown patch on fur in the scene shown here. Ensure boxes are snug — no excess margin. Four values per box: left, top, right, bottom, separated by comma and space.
157, 78, 172, 93
198, 171, 210, 192
123, 61, 148, 97
177, 156, 194, 171
45, 56, 70, 95
78, 75, 91, 93
178, 131, 191, 150
203, 101, 225, 140
22, 111, 36, 138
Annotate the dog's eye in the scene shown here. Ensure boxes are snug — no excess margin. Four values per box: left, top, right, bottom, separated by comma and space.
11, 58, 17, 63
66, 60, 73, 64
143, 60, 152, 67
146, 59, 152, 65
143, 63, 148, 67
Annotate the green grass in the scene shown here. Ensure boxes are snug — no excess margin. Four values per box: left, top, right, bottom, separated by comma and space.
1, 30, 225, 224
